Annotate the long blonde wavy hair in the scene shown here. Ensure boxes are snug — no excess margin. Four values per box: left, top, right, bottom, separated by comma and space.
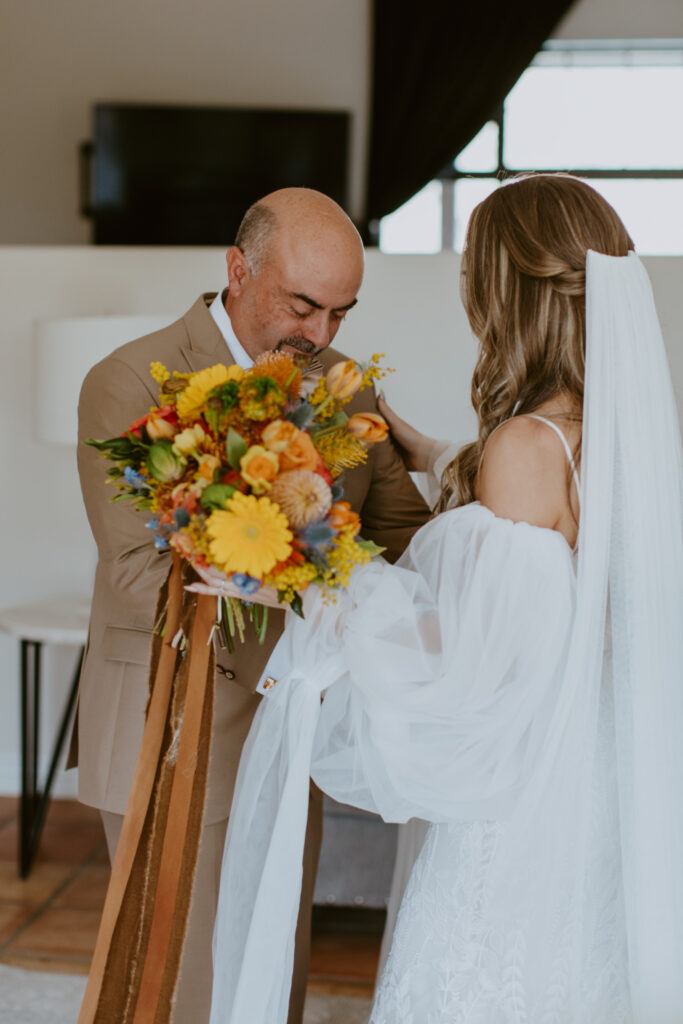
438, 174, 633, 512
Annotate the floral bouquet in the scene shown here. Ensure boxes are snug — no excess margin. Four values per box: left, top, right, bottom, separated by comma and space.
85, 350, 391, 647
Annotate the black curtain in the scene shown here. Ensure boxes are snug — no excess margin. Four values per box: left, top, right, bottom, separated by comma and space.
364, 0, 577, 238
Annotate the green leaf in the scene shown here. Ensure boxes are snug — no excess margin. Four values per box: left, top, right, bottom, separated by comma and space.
126, 431, 150, 449
356, 539, 386, 558
200, 483, 236, 511
311, 410, 348, 435
226, 428, 248, 470
289, 593, 305, 618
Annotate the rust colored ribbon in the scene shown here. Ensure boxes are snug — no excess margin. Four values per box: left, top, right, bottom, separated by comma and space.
78, 552, 216, 1024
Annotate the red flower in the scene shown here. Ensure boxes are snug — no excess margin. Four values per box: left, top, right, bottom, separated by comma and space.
315, 461, 333, 486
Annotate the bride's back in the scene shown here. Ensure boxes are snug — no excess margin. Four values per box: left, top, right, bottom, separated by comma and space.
475, 404, 582, 549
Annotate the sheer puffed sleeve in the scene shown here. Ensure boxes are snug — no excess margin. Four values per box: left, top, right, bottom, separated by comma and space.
306, 504, 576, 822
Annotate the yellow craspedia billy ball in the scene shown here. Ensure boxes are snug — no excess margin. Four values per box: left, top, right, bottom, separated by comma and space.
206, 491, 293, 579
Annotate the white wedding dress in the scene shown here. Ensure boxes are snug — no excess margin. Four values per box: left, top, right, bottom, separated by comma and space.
351, 439, 628, 1024
209, 253, 683, 1024
310, 503, 629, 1024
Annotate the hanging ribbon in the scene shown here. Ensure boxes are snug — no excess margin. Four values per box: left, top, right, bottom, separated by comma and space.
78, 551, 216, 1024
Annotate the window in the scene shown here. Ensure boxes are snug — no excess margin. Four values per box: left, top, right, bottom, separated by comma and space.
379, 41, 683, 255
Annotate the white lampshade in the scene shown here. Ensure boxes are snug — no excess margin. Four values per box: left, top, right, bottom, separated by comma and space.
34, 314, 176, 444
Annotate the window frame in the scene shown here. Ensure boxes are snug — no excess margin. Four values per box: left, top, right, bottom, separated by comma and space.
434, 40, 683, 251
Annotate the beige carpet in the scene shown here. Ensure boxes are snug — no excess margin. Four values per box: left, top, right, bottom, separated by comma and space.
0, 965, 372, 1024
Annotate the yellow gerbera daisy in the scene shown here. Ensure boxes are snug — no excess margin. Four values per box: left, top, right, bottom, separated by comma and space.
207, 492, 293, 578
177, 364, 245, 420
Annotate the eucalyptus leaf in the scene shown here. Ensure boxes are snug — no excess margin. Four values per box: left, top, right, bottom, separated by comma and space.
300, 524, 336, 547
227, 428, 248, 470
356, 539, 386, 557
287, 402, 316, 429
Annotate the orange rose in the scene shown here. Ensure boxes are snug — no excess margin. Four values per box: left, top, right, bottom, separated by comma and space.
347, 412, 389, 443
326, 359, 363, 400
197, 454, 221, 481
240, 446, 280, 493
278, 431, 321, 473
328, 501, 361, 535
261, 419, 300, 453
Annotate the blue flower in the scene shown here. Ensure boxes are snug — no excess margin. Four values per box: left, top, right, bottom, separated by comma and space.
154, 534, 170, 551
230, 573, 262, 596
124, 465, 150, 490
145, 518, 160, 531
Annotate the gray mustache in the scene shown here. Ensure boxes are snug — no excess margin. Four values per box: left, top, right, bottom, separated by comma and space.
275, 336, 318, 355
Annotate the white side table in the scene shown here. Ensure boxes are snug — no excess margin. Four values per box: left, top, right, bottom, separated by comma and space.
0, 597, 90, 877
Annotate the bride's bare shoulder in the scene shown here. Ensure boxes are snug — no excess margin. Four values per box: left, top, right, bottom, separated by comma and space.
475, 417, 569, 531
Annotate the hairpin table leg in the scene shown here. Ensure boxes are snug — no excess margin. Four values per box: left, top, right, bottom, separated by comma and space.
19, 641, 83, 878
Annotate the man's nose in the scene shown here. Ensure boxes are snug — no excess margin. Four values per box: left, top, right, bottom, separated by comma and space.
303, 314, 333, 350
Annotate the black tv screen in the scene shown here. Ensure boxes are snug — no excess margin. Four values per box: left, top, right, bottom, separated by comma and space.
89, 103, 350, 245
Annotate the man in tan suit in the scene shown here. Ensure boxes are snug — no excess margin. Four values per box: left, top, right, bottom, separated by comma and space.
76, 188, 430, 1023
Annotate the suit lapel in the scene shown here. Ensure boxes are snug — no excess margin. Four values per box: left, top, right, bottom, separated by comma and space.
179, 293, 232, 372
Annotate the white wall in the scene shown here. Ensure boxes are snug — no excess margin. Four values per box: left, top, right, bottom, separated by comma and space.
0, 246, 681, 797
554, 0, 683, 39
0, 0, 370, 243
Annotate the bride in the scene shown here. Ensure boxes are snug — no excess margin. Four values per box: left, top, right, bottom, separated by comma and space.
208, 174, 683, 1023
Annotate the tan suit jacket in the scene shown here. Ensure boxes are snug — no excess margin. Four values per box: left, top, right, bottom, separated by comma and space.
74, 294, 431, 825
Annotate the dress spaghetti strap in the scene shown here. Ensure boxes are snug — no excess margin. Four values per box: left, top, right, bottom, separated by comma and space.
524, 414, 581, 507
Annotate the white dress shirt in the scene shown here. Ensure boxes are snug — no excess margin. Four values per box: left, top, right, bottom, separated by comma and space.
209, 289, 253, 369
209, 289, 291, 689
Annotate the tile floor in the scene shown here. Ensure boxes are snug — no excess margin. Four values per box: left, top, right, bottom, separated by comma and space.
0, 797, 381, 998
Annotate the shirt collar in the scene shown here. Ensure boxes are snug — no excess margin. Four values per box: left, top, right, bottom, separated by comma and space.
209, 289, 253, 369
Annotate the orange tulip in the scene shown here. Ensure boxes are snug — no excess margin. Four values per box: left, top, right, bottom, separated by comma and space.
326, 360, 363, 401
146, 409, 178, 441
347, 412, 389, 443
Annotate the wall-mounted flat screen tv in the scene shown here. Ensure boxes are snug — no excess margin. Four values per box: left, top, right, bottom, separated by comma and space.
84, 103, 350, 245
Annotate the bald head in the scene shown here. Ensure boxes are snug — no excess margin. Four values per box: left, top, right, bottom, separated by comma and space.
226, 188, 364, 360
236, 188, 363, 277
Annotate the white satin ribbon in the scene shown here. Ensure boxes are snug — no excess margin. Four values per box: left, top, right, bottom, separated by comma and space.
209, 654, 343, 1024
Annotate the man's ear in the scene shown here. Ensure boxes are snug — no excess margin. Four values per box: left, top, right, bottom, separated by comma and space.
226, 246, 250, 296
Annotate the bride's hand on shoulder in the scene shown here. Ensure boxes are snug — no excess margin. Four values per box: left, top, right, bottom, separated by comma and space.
376, 392, 441, 473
